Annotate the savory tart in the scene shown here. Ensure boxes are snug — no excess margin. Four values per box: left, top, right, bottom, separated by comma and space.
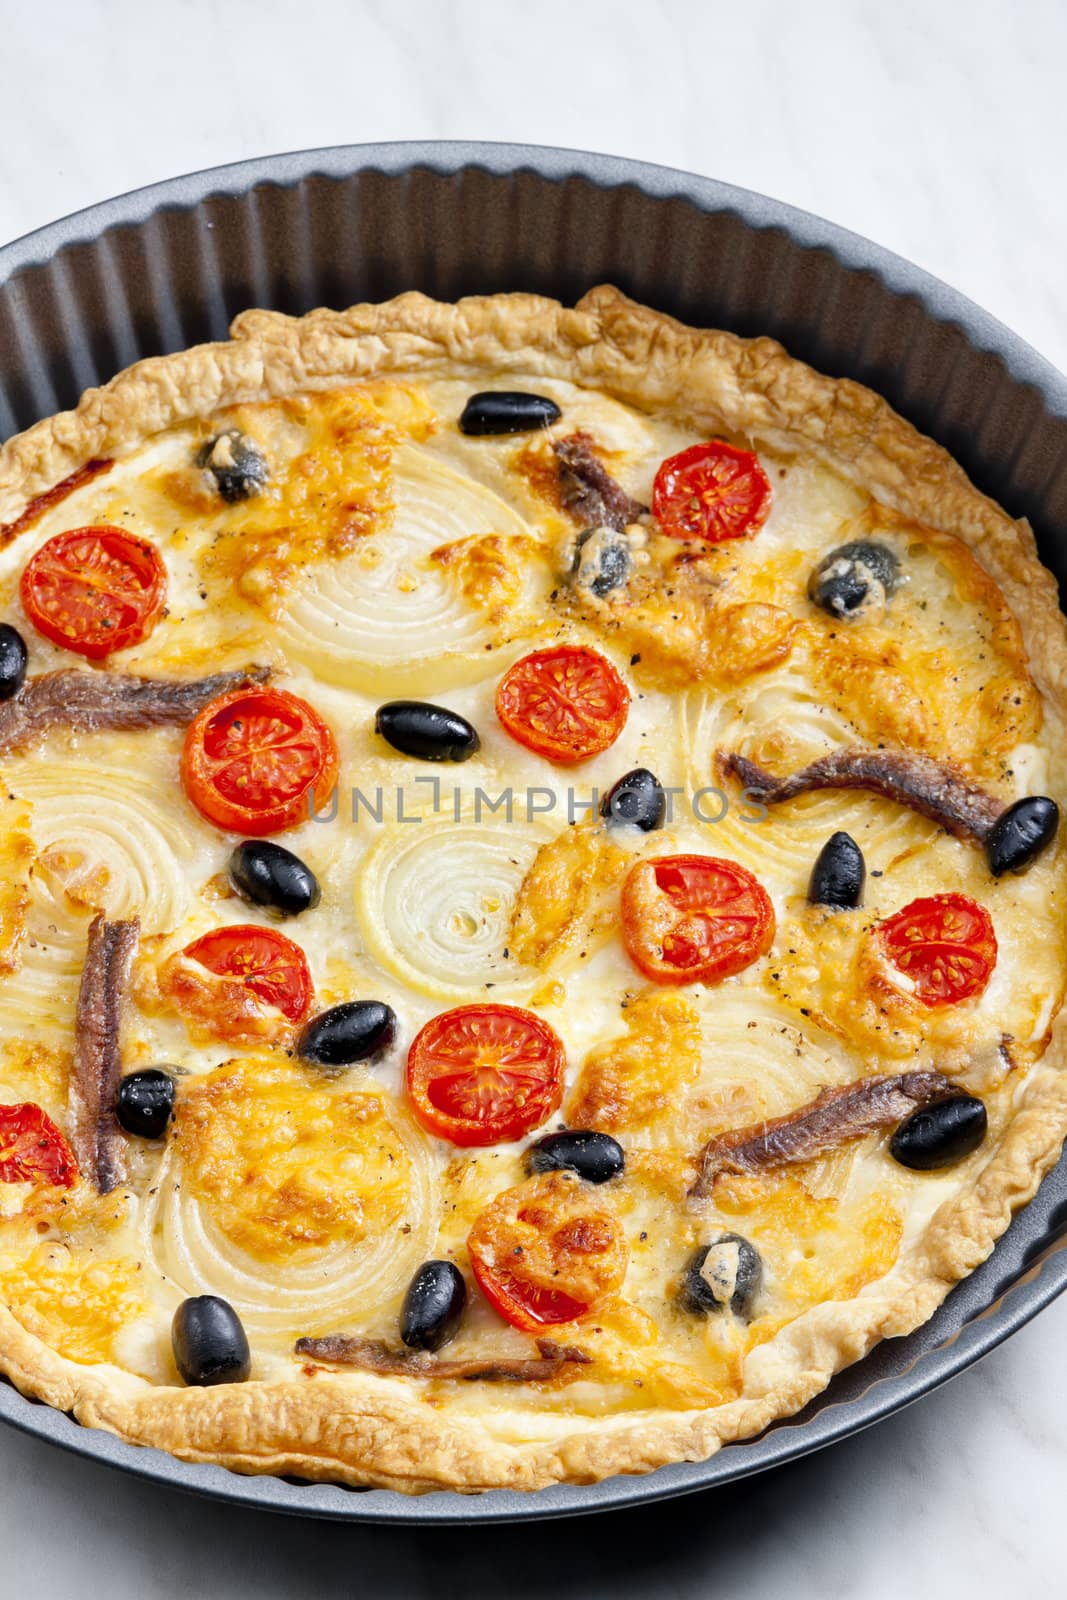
0, 285, 1064, 1494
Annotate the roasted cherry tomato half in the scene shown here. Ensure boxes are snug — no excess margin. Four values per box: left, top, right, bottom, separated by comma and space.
20, 526, 167, 659
179, 924, 312, 1024
406, 1004, 565, 1147
467, 1172, 628, 1332
495, 645, 629, 765
876, 892, 997, 1007
652, 441, 773, 544
621, 854, 775, 986
0, 1102, 78, 1188
181, 685, 338, 836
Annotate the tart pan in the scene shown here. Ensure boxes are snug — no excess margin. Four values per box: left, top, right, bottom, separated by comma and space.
1, 141, 1067, 1523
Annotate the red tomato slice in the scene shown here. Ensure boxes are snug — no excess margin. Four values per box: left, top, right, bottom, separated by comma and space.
406, 1004, 565, 1147
181, 685, 338, 836
467, 1173, 628, 1332
20, 526, 167, 659
495, 645, 629, 765
621, 854, 775, 986
470, 1256, 590, 1331
652, 441, 773, 544
181, 924, 313, 1023
877, 893, 997, 1006
0, 1103, 78, 1188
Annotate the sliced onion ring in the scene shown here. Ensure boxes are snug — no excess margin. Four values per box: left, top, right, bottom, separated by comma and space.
276, 447, 550, 693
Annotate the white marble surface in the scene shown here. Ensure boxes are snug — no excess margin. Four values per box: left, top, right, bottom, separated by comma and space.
1, 1, 1066, 1594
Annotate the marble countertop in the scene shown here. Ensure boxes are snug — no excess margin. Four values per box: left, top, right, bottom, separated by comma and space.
1, 1, 1065, 1594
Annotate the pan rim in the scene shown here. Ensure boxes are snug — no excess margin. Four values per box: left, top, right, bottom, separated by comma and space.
1, 138, 1065, 413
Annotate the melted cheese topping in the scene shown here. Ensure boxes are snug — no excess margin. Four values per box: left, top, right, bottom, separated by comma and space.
0, 373, 1063, 1435
0, 1242, 147, 1366
174, 1058, 418, 1261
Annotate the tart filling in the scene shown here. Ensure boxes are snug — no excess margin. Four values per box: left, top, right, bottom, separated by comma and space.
0, 286, 1064, 1492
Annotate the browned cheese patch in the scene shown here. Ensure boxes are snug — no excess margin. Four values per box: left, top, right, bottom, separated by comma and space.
173, 1057, 414, 1263
510, 825, 629, 971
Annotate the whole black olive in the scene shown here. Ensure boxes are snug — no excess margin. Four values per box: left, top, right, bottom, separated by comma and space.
808, 540, 901, 619
298, 1000, 397, 1068
459, 391, 562, 436
0, 624, 28, 701
375, 701, 480, 762
197, 430, 268, 502
525, 1130, 625, 1184
400, 1260, 467, 1352
116, 1069, 176, 1139
572, 525, 632, 597
601, 768, 666, 832
681, 1235, 763, 1319
228, 840, 321, 917
986, 796, 1059, 877
808, 831, 866, 909
890, 1093, 988, 1171
172, 1295, 251, 1386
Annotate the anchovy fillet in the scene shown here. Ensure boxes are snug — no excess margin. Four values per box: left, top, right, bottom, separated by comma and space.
554, 434, 646, 533
70, 914, 140, 1194
719, 748, 1005, 842
294, 1334, 592, 1383
0, 665, 270, 756
691, 1070, 954, 1198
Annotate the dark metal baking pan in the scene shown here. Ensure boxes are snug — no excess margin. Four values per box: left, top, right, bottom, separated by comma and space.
1, 141, 1067, 1523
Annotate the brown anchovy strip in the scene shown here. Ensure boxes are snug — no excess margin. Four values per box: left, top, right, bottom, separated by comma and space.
0, 664, 271, 757
70, 914, 140, 1194
718, 748, 1005, 843
295, 1335, 592, 1383
691, 1071, 955, 1198
553, 433, 647, 532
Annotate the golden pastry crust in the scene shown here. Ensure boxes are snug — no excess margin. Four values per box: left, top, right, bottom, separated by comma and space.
1, 286, 1066, 1494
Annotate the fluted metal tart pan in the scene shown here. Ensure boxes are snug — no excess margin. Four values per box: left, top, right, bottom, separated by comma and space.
1, 141, 1066, 1523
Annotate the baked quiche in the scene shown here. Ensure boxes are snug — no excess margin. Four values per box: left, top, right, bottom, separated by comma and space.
0, 286, 1063, 1494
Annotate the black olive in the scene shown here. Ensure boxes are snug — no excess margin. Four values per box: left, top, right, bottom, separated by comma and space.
0, 624, 28, 702
298, 1000, 397, 1068
572, 525, 632, 597
986, 796, 1059, 877
601, 768, 666, 832
808, 540, 901, 619
681, 1235, 763, 1319
808, 831, 865, 909
116, 1069, 176, 1139
525, 1130, 625, 1184
172, 1295, 251, 1386
197, 430, 268, 502
228, 840, 321, 917
890, 1093, 987, 1171
375, 701, 480, 763
459, 391, 562, 436
400, 1260, 467, 1352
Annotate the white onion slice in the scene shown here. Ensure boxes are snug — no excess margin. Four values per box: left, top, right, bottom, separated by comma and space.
618, 990, 860, 1203
681, 668, 856, 790
141, 1099, 439, 1339
679, 669, 938, 886
0, 762, 204, 1035
275, 446, 550, 693
354, 814, 554, 999
694, 992, 863, 1203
